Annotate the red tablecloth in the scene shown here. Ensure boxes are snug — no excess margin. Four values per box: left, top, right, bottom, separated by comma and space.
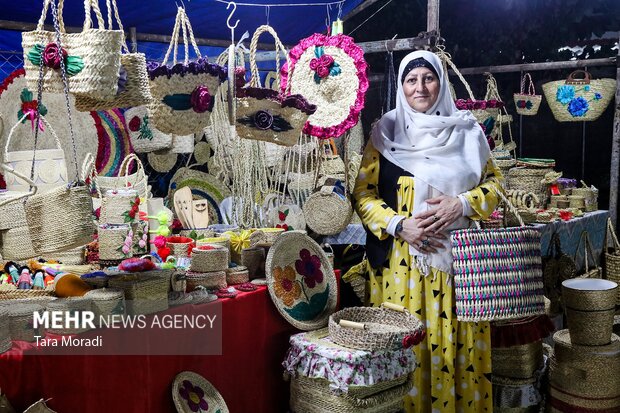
0, 286, 298, 413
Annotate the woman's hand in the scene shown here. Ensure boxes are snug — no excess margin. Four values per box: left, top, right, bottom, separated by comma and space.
398, 217, 446, 253
415, 195, 463, 234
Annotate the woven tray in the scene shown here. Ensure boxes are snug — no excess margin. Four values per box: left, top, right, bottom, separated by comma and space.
328, 304, 424, 351
172, 371, 230, 413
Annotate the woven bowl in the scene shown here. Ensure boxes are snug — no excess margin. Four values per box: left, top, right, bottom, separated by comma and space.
328, 306, 424, 351
562, 278, 618, 311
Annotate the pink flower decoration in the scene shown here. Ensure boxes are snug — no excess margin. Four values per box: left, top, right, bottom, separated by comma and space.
121, 244, 131, 255
190, 85, 212, 113
42, 43, 67, 69
153, 235, 167, 248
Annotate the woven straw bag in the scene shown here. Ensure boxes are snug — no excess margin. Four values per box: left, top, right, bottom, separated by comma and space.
451, 190, 545, 322
22, 0, 123, 100
99, 189, 140, 225
125, 106, 172, 153
147, 7, 225, 135
96, 153, 149, 199
74, 0, 151, 111
3, 115, 68, 194
571, 181, 598, 212
236, 25, 315, 147
542, 70, 616, 122
542, 233, 576, 314
603, 218, 620, 305
513, 73, 542, 116
573, 230, 602, 279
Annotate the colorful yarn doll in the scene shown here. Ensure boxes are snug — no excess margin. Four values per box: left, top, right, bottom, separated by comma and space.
44, 272, 55, 287
4, 262, 19, 284
0, 272, 8, 284
32, 270, 45, 290
16, 267, 32, 290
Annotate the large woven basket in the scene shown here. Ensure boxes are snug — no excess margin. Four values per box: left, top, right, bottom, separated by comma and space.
507, 167, 552, 208
25, 183, 95, 255
96, 154, 149, 198
491, 340, 543, 379
8, 303, 45, 342
99, 189, 139, 225
125, 106, 173, 153
84, 288, 125, 320
190, 245, 229, 273
107, 273, 168, 315
98, 223, 133, 261
542, 70, 616, 122
45, 297, 93, 334
328, 304, 424, 351
0, 191, 28, 230
0, 308, 11, 353
303, 184, 352, 236
452, 204, 545, 322
290, 374, 409, 413
185, 270, 227, 292
1, 225, 37, 261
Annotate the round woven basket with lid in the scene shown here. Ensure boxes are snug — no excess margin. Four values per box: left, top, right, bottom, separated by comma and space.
185, 271, 227, 292
328, 304, 425, 351
84, 288, 126, 320
8, 303, 45, 342
0, 308, 12, 353
225, 266, 249, 285
172, 371, 230, 413
45, 297, 94, 334
190, 245, 229, 273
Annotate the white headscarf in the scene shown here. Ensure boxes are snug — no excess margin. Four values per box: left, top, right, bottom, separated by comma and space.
371, 50, 490, 275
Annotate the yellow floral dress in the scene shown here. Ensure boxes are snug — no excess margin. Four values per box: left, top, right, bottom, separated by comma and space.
353, 143, 503, 413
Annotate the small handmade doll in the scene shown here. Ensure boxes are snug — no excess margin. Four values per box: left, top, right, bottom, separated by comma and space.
32, 270, 45, 290
44, 272, 55, 287
4, 262, 19, 284
16, 267, 32, 290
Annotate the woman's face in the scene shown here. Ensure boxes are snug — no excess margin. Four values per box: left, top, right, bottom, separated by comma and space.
402, 67, 440, 113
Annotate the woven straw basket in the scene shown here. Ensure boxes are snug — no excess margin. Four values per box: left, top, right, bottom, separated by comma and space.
190, 245, 229, 273
603, 218, 620, 305
45, 297, 93, 334
304, 184, 352, 235
100, 189, 139, 225
491, 340, 543, 379
328, 303, 424, 351
290, 375, 409, 413
84, 288, 125, 320
22, 0, 123, 100
507, 167, 552, 208
241, 246, 265, 279
74, 0, 150, 110
542, 70, 616, 122
96, 153, 149, 199
107, 273, 169, 315
98, 223, 133, 261
185, 270, 227, 291
226, 266, 249, 285
8, 303, 45, 342
148, 7, 224, 135
3, 115, 68, 194
0, 191, 28, 230
513, 73, 542, 116
572, 186, 598, 212
125, 106, 173, 153
1, 225, 37, 261
249, 228, 285, 247
451, 191, 545, 322
0, 308, 11, 353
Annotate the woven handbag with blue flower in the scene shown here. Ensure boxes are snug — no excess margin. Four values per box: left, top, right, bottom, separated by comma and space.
542, 70, 616, 122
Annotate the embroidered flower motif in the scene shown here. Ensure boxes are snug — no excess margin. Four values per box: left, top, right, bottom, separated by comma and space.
567, 96, 589, 117
516, 99, 533, 110
273, 265, 301, 307
179, 380, 209, 412
17, 88, 47, 130
42, 43, 67, 69
556, 85, 575, 104
584, 85, 591, 92
190, 85, 213, 113
275, 223, 289, 231
128, 116, 141, 132
119, 229, 134, 257
594, 93, 602, 100
27, 43, 84, 77
295, 248, 323, 288
254, 110, 274, 130
309, 47, 341, 84
122, 197, 141, 222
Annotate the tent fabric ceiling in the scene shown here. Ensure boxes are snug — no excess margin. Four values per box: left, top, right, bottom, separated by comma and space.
0, 0, 364, 49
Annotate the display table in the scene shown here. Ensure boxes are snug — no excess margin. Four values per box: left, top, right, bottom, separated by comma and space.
0, 286, 298, 413
326, 211, 609, 269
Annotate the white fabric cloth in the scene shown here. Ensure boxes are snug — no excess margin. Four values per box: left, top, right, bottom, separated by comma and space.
370, 50, 490, 275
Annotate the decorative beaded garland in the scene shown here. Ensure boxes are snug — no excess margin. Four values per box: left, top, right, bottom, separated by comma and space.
281, 34, 368, 139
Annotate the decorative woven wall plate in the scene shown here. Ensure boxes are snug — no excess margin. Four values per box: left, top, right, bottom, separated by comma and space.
266, 231, 337, 330
172, 371, 229, 413
281, 33, 368, 139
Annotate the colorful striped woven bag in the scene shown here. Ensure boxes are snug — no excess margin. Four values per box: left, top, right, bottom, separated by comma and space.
451, 190, 545, 322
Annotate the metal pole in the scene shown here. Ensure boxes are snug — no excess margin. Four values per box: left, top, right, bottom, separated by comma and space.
129, 27, 137, 53
519, 70, 523, 158
609, 32, 620, 226
582, 121, 586, 180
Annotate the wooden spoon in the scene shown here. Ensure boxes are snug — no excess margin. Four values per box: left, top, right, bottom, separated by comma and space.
173, 187, 193, 229
192, 199, 210, 229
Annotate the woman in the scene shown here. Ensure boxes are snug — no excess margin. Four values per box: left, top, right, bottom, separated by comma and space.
354, 50, 503, 412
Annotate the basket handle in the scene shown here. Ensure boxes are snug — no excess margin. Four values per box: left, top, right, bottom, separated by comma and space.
248, 25, 290, 91
83, 0, 107, 31
162, 7, 201, 66
339, 319, 366, 330
604, 217, 620, 253
520, 72, 536, 95
4, 114, 63, 158
484, 73, 502, 101
381, 301, 407, 313
81, 152, 102, 199
104, 0, 130, 53
476, 189, 524, 229
565, 70, 591, 85
117, 153, 147, 197
574, 231, 598, 275
0, 163, 38, 207
36, 0, 66, 33
436, 47, 476, 101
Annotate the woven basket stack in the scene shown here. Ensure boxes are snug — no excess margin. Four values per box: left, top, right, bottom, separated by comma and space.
108, 273, 169, 316
283, 303, 424, 413
548, 278, 620, 412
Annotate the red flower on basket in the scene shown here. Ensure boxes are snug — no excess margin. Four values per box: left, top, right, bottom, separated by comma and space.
275, 223, 289, 231
178, 380, 209, 412
273, 265, 301, 307
128, 116, 141, 132
122, 197, 141, 223
559, 210, 573, 221
295, 248, 323, 288
42, 43, 68, 69
402, 329, 426, 349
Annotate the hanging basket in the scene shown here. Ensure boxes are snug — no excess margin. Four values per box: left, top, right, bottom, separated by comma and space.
147, 7, 225, 135
125, 106, 172, 153
542, 70, 616, 122
513, 73, 542, 116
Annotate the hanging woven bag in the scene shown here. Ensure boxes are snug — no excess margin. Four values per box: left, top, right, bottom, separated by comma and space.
542, 69, 616, 122
147, 7, 225, 135
451, 190, 545, 322
125, 106, 172, 153
513, 72, 542, 116
603, 218, 620, 306
3, 114, 68, 194
236, 25, 316, 147
74, 0, 151, 111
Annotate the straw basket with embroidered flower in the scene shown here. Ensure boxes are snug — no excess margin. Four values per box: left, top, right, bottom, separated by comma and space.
266, 232, 337, 330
